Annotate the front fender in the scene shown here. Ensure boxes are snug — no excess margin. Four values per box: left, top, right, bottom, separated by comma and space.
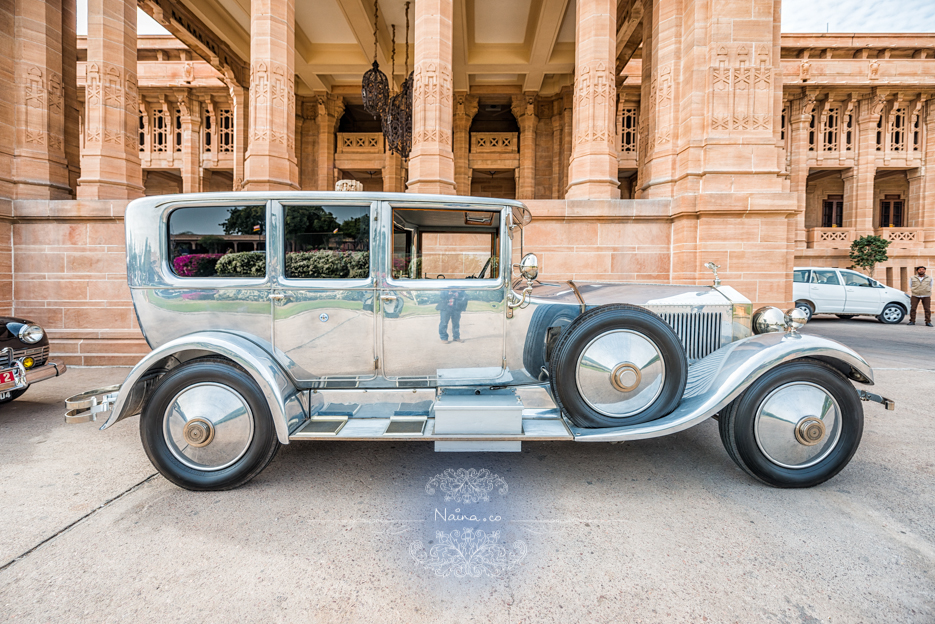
101, 331, 305, 444
571, 332, 874, 442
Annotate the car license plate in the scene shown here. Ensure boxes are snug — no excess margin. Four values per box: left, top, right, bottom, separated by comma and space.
0, 369, 15, 385
0, 391, 9, 400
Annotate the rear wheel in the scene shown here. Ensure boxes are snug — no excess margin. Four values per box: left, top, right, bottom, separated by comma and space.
878, 303, 905, 324
718, 360, 863, 488
523, 304, 579, 381
140, 360, 280, 491
795, 301, 814, 321
549, 304, 687, 428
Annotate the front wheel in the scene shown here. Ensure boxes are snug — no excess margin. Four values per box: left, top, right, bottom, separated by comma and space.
718, 360, 863, 488
140, 360, 281, 491
878, 303, 905, 324
795, 301, 814, 321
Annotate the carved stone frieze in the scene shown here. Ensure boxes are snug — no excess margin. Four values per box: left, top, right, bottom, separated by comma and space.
573, 61, 616, 145
709, 45, 773, 133
413, 61, 453, 147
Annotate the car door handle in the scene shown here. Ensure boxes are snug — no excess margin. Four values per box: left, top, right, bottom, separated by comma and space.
269, 293, 285, 300
380, 295, 397, 302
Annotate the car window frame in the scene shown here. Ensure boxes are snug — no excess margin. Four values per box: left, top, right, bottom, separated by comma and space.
383, 202, 507, 292
162, 200, 271, 288
793, 269, 811, 283
841, 270, 873, 288
810, 269, 842, 286
274, 200, 376, 290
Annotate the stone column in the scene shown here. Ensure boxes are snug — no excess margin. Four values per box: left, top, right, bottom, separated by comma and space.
512, 93, 537, 200
551, 99, 563, 199
316, 93, 344, 191
77, 0, 143, 199
176, 91, 201, 193
224, 81, 247, 190
921, 100, 935, 244
565, 0, 618, 199
243, 0, 298, 191
907, 168, 923, 229
453, 93, 478, 196
848, 94, 885, 232
62, 0, 80, 194
383, 151, 404, 193
299, 100, 317, 190
789, 93, 816, 249
561, 87, 573, 197
406, 0, 456, 194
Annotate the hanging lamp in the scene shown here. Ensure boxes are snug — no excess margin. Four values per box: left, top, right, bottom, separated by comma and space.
361, 0, 389, 117
385, 1, 412, 158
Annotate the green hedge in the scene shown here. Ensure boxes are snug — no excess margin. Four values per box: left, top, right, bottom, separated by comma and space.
215, 251, 265, 277
286, 250, 369, 279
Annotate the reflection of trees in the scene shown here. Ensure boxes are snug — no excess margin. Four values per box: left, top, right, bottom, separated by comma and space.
199, 235, 225, 253
221, 205, 369, 253
222, 206, 266, 235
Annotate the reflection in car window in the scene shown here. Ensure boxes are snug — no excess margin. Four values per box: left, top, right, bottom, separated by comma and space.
392, 208, 500, 280
168, 205, 266, 278
793, 270, 811, 283
283, 205, 370, 279
811, 270, 841, 286
842, 271, 872, 287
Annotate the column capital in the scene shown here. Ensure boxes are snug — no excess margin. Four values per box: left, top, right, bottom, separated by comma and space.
454, 93, 478, 121
511, 93, 537, 121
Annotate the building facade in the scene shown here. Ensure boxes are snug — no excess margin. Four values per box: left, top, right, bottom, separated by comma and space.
2, 0, 934, 365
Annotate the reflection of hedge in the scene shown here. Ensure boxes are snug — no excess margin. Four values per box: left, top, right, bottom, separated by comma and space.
286, 250, 369, 279
216, 251, 265, 277
173, 253, 223, 277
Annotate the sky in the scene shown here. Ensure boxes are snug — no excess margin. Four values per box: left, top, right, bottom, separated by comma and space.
76, 0, 935, 38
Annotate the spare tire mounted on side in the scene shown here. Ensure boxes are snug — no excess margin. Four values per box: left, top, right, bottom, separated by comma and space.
549, 304, 688, 428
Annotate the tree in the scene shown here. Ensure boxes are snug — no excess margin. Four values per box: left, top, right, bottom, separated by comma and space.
198, 235, 226, 253
849, 235, 890, 278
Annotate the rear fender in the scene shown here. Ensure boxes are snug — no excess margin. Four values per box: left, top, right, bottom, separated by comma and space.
571, 332, 874, 442
101, 331, 305, 444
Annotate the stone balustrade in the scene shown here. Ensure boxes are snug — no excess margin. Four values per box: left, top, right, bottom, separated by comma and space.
806, 227, 855, 249
875, 227, 924, 248
336, 133, 385, 154
471, 133, 518, 154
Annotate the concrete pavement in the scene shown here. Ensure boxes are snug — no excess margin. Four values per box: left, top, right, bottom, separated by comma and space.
0, 323, 933, 623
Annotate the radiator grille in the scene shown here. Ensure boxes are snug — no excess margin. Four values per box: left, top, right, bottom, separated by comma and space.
0, 345, 50, 368
657, 312, 723, 361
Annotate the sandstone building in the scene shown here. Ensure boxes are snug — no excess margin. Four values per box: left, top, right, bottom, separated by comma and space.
2, 0, 934, 365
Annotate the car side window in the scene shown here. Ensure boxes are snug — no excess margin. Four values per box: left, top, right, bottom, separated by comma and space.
391, 207, 501, 280
793, 270, 810, 283
811, 270, 840, 286
842, 272, 873, 287
168, 205, 266, 278
283, 205, 370, 279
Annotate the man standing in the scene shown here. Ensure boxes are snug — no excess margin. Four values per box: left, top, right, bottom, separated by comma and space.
908, 265, 933, 326
437, 289, 468, 342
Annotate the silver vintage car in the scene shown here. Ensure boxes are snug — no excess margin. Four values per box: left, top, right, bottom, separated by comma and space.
67, 192, 893, 491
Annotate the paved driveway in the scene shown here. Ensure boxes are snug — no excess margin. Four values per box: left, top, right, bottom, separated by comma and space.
1, 321, 933, 623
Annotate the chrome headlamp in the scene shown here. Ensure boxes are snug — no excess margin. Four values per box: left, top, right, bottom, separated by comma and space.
8, 323, 44, 344
752, 306, 808, 335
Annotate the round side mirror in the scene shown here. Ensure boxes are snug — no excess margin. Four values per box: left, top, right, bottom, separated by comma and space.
519, 253, 539, 281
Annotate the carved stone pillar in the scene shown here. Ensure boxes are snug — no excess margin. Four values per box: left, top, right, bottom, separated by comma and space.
453, 93, 478, 196
789, 94, 816, 249
0, 1, 13, 206
316, 93, 344, 192
77, 0, 142, 199
512, 94, 537, 200
907, 167, 924, 229
62, 0, 80, 194
299, 100, 317, 190
921, 101, 935, 244
224, 81, 246, 191
176, 91, 201, 193
12, 0, 71, 199
849, 94, 885, 232
561, 87, 573, 197
406, 0, 456, 194
551, 99, 563, 199
383, 151, 404, 193
243, 0, 298, 191
565, 0, 618, 199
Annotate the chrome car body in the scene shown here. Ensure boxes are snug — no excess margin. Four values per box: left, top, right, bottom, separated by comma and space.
76, 192, 882, 450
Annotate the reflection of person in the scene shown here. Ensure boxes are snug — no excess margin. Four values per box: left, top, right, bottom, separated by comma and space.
908, 265, 932, 327
437, 290, 468, 342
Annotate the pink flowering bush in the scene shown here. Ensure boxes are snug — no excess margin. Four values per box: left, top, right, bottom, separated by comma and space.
173, 253, 224, 277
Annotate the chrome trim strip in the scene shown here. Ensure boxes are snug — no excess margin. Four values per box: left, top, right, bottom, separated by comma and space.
569, 332, 874, 442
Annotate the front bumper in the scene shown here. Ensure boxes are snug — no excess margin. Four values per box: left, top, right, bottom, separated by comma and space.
0, 360, 67, 392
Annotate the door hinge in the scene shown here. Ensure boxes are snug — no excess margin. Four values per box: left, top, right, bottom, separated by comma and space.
374, 356, 380, 370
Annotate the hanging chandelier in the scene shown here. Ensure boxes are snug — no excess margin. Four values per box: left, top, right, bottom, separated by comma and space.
361, 0, 389, 117
382, 1, 412, 158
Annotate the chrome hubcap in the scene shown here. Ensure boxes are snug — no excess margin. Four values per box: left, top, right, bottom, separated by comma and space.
164, 382, 254, 471
754, 382, 841, 469
883, 307, 901, 322
575, 329, 665, 418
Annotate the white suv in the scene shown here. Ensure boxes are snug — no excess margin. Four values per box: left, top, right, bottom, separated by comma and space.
793, 267, 911, 324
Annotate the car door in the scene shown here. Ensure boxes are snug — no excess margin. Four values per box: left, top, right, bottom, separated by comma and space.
808, 269, 846, 313
839, 270, 882, 314
271, 200, 377, 383
378, 202, 507, 383
793, 269, 811, 303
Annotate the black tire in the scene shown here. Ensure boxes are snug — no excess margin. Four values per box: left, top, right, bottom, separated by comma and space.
877, 303, 905, 324
718, 359, 863, 488
140, 360, 281, 491
0, 387, 28, 404
522, 304, 579, 380
795, 301, 814, 321
836, 314, 857, 320
549, 304, 687, 428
